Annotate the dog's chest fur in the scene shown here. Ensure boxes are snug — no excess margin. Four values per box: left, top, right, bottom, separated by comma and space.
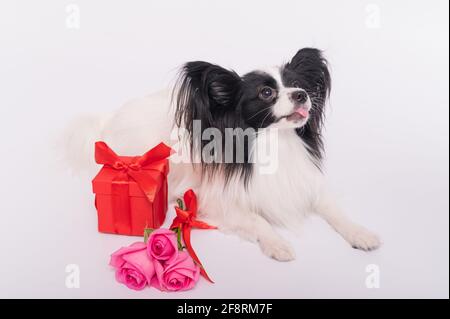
248, 129, 324, 226
195, 129, 324, 229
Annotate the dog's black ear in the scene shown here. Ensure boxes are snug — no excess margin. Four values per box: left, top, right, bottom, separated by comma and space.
285, 48, 331, 100
174, 61, 241, 130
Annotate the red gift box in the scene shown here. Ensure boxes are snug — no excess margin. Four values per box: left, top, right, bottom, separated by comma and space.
92, 141, 172, 236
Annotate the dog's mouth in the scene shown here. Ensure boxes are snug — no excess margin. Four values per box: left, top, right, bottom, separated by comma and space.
283, 108, 309, 122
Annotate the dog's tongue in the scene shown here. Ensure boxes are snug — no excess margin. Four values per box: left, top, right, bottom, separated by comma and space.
296, 108, 309, 118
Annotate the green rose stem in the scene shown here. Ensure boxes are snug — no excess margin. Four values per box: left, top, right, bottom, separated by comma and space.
174, 198, 186, 250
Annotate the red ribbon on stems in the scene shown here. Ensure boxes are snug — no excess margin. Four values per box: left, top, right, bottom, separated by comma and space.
95, 141, 172, 234
170, 189, 217, 283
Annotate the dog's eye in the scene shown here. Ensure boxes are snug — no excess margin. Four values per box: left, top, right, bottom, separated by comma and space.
259, 87, 275, 100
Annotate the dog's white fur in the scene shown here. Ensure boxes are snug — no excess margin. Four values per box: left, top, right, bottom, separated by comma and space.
65, 73, 380, 261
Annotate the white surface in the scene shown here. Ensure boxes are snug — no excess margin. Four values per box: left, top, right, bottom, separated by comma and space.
0, 0, 448, 298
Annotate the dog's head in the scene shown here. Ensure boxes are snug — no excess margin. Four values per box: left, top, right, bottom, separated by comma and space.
174, 48, 331, 162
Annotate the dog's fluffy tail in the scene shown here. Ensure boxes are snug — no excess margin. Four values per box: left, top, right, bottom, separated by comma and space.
61, 114, 107, 174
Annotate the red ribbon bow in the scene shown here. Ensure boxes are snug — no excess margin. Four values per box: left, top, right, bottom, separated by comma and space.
95, 141, 172, 234
170, 189, 217, 283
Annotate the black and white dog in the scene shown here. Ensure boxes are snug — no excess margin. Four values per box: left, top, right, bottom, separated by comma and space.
66, 48, 380, 261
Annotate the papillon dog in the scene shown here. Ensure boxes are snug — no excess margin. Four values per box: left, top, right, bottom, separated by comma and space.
65, 48, 380, 261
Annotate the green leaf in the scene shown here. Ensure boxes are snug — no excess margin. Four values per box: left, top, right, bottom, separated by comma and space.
143, 228, 154, 243
176, 198, 185, 210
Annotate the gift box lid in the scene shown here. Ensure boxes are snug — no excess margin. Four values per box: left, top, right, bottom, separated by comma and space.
92, 156, 169, 199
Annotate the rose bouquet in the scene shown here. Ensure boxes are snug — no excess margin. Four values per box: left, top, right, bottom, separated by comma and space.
109, 189, 216, 292
110, 229, 200, 291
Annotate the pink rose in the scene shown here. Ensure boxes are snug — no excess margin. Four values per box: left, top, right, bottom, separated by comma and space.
110, 242, 155, 290
153, 251, 200, 292
147, 229, 178, 264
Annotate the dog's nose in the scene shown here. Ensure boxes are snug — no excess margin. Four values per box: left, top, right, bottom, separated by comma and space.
290, 90, 308, 104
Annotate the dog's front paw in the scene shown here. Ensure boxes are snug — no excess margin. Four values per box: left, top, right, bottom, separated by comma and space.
259, 238, 296, 261
343, 224, 381, 251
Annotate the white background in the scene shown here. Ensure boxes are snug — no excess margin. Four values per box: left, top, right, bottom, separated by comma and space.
0, 0, 448, 298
